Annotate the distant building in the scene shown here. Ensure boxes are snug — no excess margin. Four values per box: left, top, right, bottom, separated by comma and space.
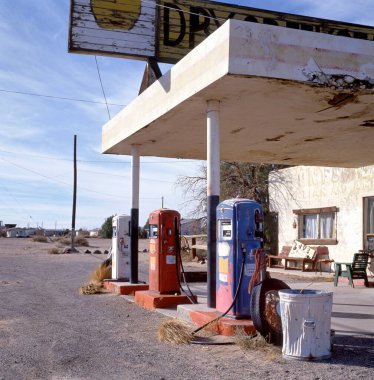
89, 228, 100, 237
76, 229, 89, 237
43, 229, 66, 237
6, 227, 36, 238
0, 221, 17, 230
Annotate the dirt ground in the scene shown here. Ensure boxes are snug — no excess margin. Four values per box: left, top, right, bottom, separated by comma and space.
1, 237, 373, 380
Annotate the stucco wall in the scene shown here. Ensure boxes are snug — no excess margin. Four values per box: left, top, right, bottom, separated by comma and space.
269, 165, 374, 264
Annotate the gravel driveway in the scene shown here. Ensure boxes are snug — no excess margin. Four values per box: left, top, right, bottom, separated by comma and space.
1, 238, 373, 379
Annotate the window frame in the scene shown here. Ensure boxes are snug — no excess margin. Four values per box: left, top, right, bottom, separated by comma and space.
293, 207, 338, 245
363, 197, 374, 251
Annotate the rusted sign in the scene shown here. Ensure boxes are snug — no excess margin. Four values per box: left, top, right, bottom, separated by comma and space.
69, 0, 374, 63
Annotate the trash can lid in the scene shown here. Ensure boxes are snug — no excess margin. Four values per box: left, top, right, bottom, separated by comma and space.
279, 289, 333, 298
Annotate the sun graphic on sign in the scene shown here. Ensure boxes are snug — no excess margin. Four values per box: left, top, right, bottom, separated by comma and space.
91, 0, 142, 30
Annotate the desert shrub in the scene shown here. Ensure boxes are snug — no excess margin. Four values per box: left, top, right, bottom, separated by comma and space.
58, 237, 71, 246
32, 235, 48, 243
158, 320, 193, 344
56, 236, 89, 247
234, 329, 281, 361
75, 236, 89, 246
48, 248, 61, 255
89, 261, 111, 283
80, 283, 103, 295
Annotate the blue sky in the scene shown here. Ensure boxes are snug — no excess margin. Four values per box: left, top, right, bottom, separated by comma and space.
0, 1, 373, 230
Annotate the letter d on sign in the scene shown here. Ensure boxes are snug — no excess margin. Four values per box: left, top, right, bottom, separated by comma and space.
163, 3, 186, 47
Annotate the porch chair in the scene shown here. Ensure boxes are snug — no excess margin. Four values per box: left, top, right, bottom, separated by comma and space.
334, 253, 369, 287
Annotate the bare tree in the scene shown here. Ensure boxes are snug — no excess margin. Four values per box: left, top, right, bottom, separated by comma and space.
177, 161, 290, 252
176, 163, 207, 220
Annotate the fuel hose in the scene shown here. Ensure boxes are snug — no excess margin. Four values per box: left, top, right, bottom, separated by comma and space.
175, 220, 197, 304
192, 245, 247, 335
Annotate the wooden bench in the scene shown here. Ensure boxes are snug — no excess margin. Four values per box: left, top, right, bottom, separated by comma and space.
267, 246, 291, 268
284, 256, 316, 272
267, 242, 326, 272
314, 258, 334, 274
181, 234, 207, 259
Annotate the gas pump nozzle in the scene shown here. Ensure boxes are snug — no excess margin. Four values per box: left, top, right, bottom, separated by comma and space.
259, 250, 267, 282
240, 243, 247, 258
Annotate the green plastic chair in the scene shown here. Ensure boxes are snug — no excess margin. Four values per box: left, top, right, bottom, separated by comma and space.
334, 253, 369, 287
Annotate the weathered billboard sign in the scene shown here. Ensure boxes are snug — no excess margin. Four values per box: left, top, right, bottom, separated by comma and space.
69, 0, 374, 63
69, 0, 157, 59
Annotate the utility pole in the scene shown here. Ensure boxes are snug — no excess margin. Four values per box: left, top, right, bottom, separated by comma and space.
71, 135, 77, 252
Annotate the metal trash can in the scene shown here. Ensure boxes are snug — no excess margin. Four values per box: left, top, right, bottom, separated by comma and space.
279, 289, 333, 361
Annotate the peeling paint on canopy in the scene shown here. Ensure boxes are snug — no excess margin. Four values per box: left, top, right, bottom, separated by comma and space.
102, 20, 374, 168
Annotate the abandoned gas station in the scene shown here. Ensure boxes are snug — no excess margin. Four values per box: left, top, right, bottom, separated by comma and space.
70, 0, 374, 356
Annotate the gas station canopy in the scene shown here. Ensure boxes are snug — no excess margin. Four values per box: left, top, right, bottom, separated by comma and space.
102, 20, 374, 168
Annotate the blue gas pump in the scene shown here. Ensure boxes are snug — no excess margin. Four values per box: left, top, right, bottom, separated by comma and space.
216, 198, 264, 318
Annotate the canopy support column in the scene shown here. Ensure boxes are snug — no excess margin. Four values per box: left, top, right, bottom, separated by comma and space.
207, 100, 220, 308
130, 145, 140, 284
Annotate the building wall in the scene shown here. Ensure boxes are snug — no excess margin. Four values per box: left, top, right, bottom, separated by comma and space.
269, 165, 374, 263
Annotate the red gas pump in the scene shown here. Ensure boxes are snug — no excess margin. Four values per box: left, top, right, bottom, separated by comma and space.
148, 209, 181, 294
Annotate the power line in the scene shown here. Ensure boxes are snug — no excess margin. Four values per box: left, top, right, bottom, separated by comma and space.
142, 0, 226, 22
0, 88, 125, 107
94, 56, 111, 120
80, 168, 175, 183
0, 148, 199, 164
1, 184, 34, 223
0, 156, 164, 200
81, 159, 198, 164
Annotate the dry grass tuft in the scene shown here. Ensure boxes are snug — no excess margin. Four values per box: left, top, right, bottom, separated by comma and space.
80, 260, 111, 295
89, 261, 111, 283
235, 329, 282, 361
234, 329, 281, 360
80, 282, 103, 295
48, 248, 61, 255
32, 235, 48, 243
57, 236, 89, 247
58, 238, 71, 246
235, 331, 268, 350
75, 237, 89, 246
264, 348, 282, 362
158, 319, 194, 344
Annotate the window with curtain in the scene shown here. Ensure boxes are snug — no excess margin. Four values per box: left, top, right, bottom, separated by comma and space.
320, 213, 335, 239
367, 198, 374, 234
303, 214, 318, 239
364, 197, 374, 250
294, 207, 338, 244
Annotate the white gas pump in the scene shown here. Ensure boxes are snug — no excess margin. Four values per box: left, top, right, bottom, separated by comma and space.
112, 215, 131, 280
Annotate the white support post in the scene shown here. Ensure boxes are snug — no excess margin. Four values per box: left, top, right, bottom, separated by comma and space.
207, 100, 220, 308
130, 145, 140, 284
131, 146, 140, 209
